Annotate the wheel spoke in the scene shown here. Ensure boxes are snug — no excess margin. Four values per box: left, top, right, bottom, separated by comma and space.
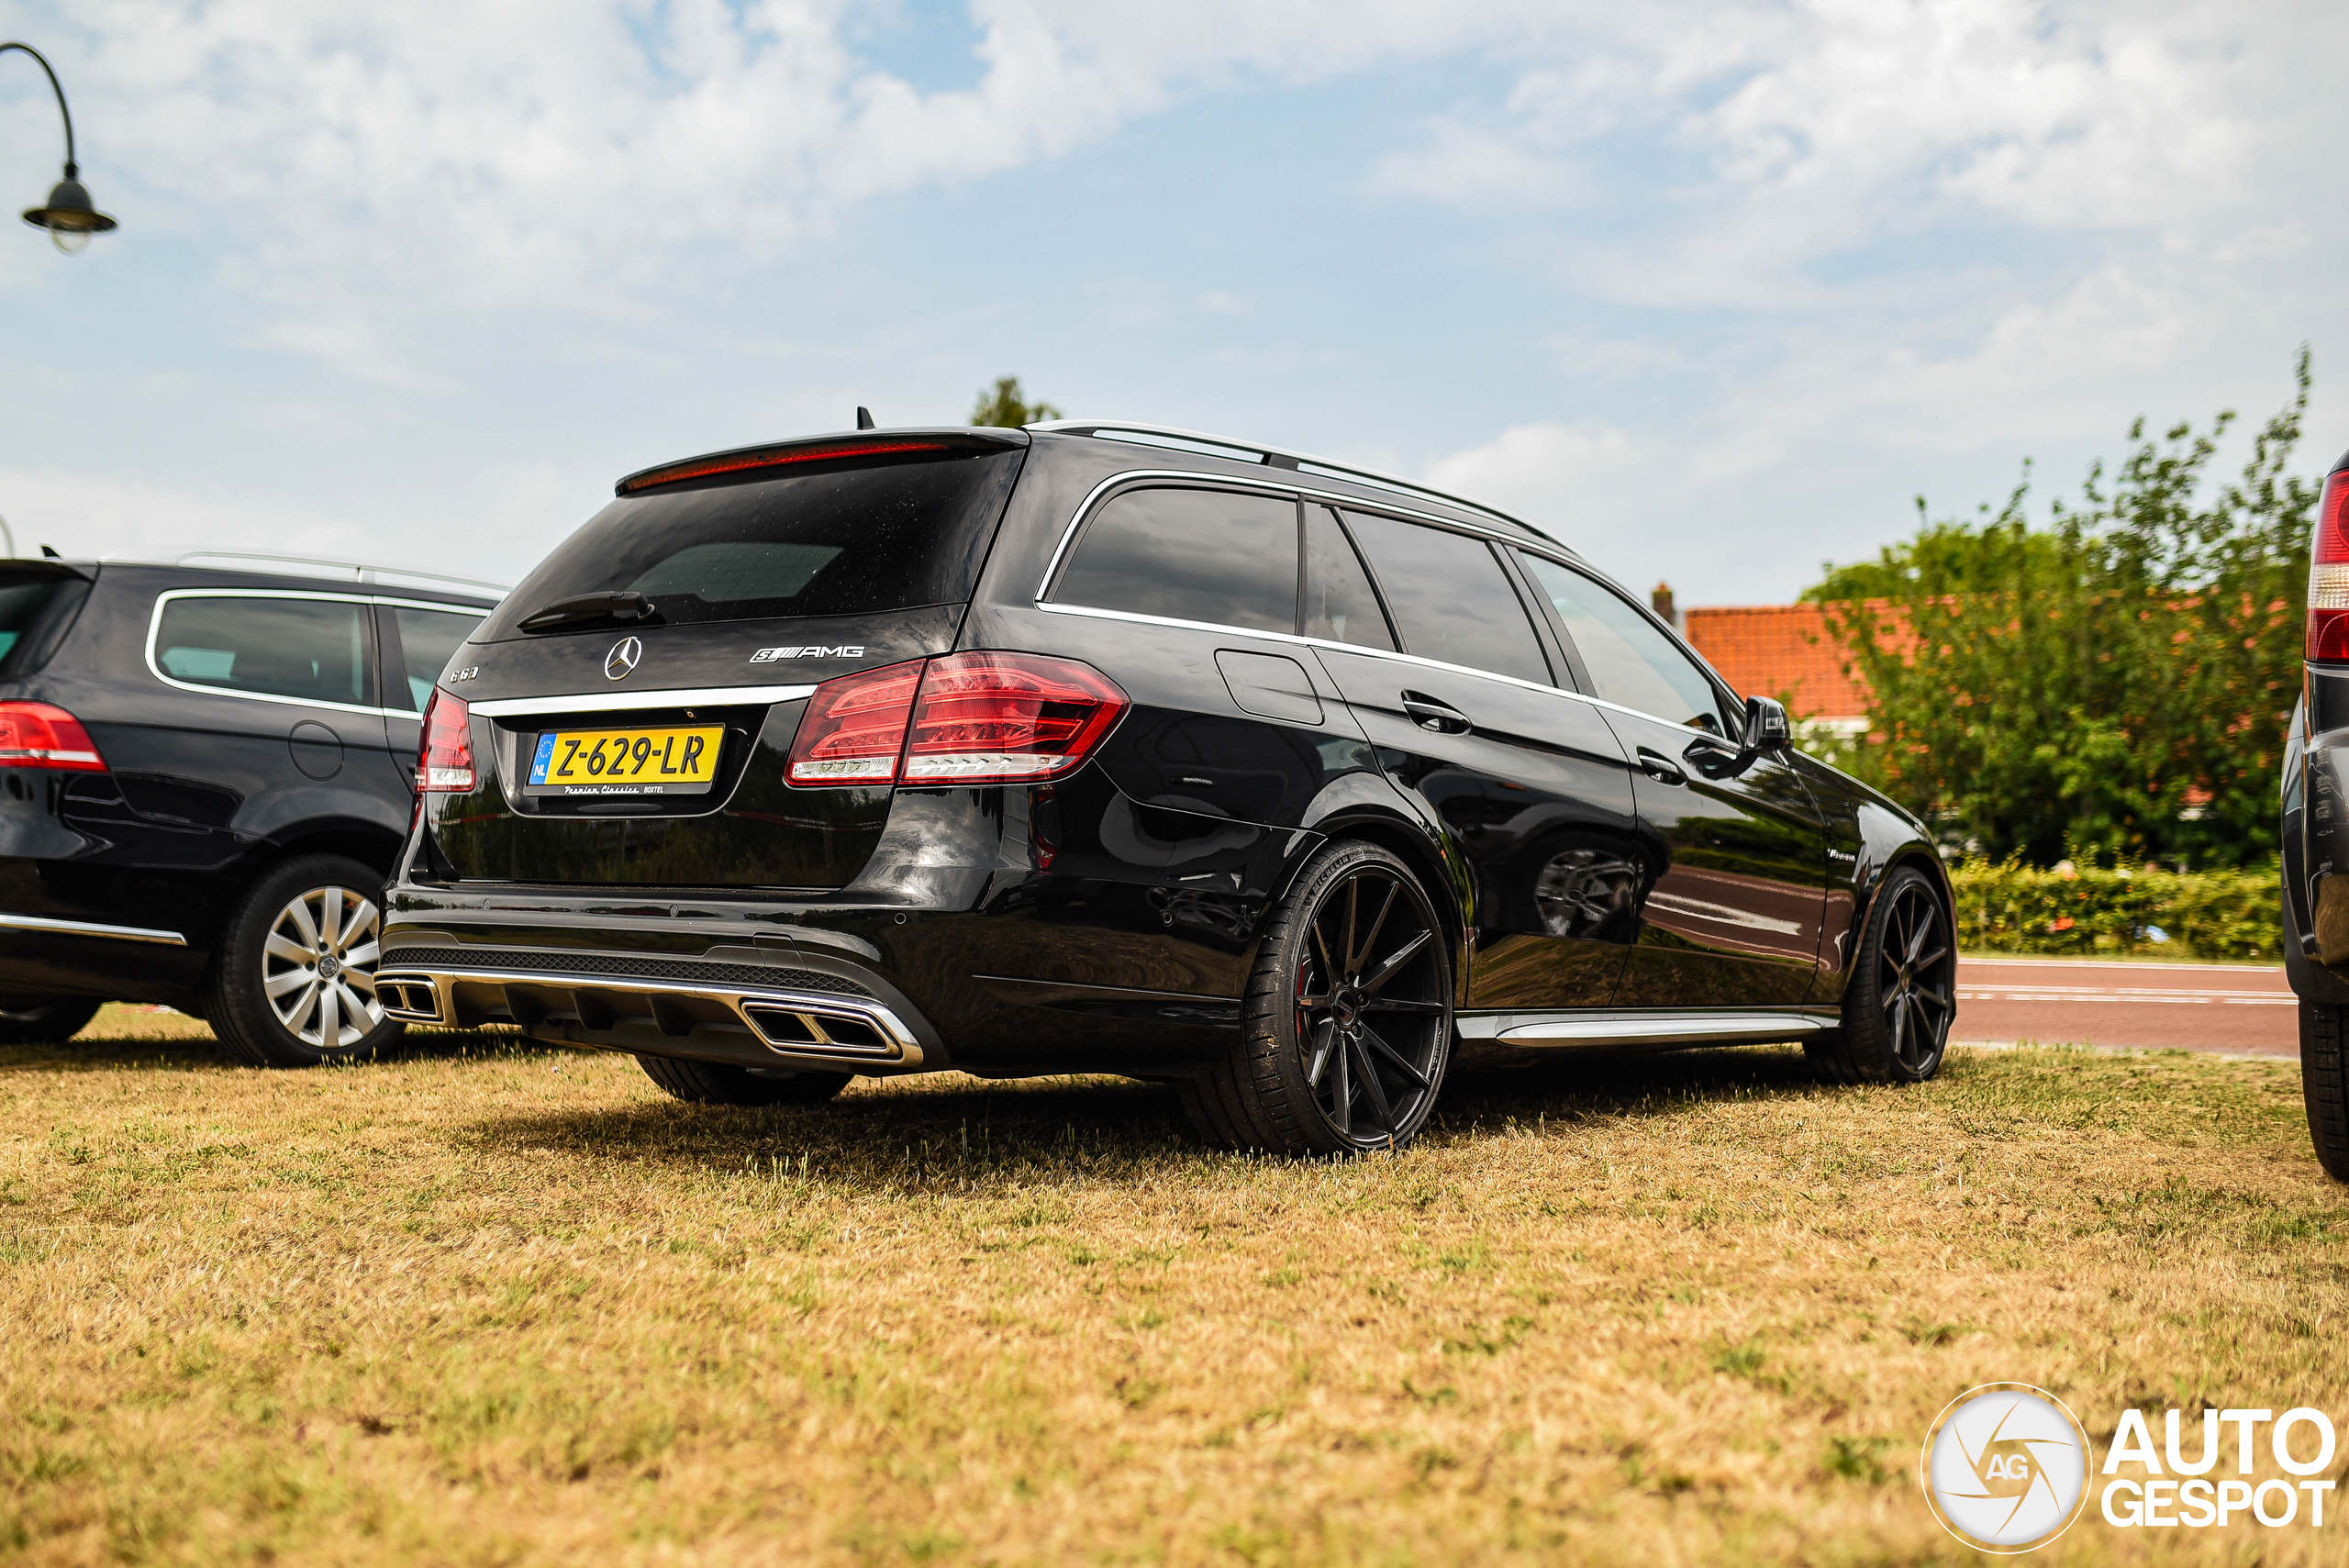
1348, 1034, 1395, 1129
334, 977, 374, 1024
264, 932, 313, 967
1887, 989, 1908, 1062
1903, 899, 1932, 964
263, 967, 313, 1000
281, 979, 320, 1036
1910, 943, 1948, 973
341, 940, 382, 971
1352, 881, 1398, 974
282, 898, 321, 952
317, 981, 340, 1046
1914, 983, 1951, 1009
1361, 996, 1445, 1015
340, 899, 380, 956
1358, 1022, 1431, 1089
1329, 1036, 1353, 1136
317, 890, 342, 953
1361, 929, 1432, 994
1341, 878, 1360, 979
1310, 917, 1340, 992
1305, 1018, 1338, 1087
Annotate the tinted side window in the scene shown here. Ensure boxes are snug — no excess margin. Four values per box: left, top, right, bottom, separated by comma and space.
1518, 554, 1728, 730
391, 607, 485, 713
155, 596, 373, 707
1303, 507, 1395, 650
1343, 512, 1550, 684
1053, 488, 1299, 635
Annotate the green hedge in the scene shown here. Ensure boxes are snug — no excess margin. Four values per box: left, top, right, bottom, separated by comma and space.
1947, 858, 2282, 962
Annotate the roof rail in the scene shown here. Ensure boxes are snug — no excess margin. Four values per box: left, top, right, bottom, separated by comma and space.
1024, 419, 1562, 547
173, 551, 508, 597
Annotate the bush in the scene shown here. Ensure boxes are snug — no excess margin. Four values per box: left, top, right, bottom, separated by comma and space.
1948, 858, 2281, 962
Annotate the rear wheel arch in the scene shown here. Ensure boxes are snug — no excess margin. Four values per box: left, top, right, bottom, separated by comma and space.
1283, 810, 1467, 988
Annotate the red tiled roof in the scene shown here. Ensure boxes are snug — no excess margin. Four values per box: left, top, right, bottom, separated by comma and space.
1683, 604, 1875, 722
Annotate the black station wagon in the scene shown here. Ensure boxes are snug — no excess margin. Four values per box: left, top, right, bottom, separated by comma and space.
376, 422, 1957, 1152
0, 553, 497, 1062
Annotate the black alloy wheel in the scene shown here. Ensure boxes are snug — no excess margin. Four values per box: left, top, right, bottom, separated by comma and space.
1179, 840, 1453, 1153
1809, 865, 1954, 1084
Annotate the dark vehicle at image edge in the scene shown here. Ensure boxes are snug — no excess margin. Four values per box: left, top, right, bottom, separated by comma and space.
0, 555, 497, 1062
2286, 448, 2349, 1180
375, 421, 1958, 1152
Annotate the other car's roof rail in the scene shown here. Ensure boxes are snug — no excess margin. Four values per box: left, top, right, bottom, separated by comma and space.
1026, 419, 1566, 550
167, 551, 508, 598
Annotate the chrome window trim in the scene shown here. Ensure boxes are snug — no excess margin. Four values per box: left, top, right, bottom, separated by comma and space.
145, 588, 489, 720
1025, 419, 1555, 541
1033, 468, 1568, 608
1031, 471, 1754, 739
468, 684, 818, 718
1032, 599, 1687, 729
0, 910, 187, 947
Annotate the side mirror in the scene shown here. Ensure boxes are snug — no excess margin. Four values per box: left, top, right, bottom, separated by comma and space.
1743, 695, 1791, 752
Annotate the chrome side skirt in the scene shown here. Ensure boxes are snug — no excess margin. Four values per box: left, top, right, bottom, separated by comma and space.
1455, 1009, 1837, 1049
0, 911, 188, 947
373, 962, 923, 1070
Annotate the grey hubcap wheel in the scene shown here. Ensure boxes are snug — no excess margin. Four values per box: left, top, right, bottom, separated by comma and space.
264, 884, 384, 1048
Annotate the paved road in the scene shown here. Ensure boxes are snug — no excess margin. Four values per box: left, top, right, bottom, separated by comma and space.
1954, 956, 2297, 1058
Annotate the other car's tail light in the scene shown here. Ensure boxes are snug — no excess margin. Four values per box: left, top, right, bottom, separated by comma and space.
902, 652, 1128, 784
417, 689, 475, 791
786, 661, 925, 784
2310, 469, 2349, 661
0, 702, 106, 771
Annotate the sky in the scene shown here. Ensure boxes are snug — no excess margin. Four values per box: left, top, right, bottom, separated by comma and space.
0, 0, 2342, 606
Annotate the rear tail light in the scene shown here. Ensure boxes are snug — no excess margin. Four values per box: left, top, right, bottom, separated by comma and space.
0, 702, 106, 771
2310, 469, 2349, 661
417, 689, 475, 791
784, 653, 1128, 787
785, 661, 924, 784
904, 652, 1128, 784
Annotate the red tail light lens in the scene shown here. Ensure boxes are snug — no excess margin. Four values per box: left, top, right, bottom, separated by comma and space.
0, 702, 106, 771
785, 661, 925, 784
903, 652, 1128, 784
2310, 471, 2349, 661
417, 689, 475, 791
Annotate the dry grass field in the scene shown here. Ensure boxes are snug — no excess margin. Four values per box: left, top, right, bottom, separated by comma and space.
4, 1006, 2346, 1565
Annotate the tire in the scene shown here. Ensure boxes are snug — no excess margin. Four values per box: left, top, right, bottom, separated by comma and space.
1807, 864, 1954, 1084
637, 1053, 854, 1106
1180, 840, 1454, 1154
206, 854, 405, 1068
0, 995, 103, 1045
2303, 1002, 2349, 1181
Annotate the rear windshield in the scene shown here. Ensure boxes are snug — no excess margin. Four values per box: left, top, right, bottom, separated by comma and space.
0, 572, 89, 678
479, 449, 1024, 639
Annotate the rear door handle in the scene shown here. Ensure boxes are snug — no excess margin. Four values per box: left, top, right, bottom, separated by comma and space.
1638, 747, 1687, 786
1400, 691, 1471, 734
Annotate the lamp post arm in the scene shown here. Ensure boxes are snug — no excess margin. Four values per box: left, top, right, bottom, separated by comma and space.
0, 42, 79, 175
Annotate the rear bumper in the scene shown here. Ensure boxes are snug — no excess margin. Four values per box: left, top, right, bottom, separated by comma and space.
374, 950, 928, 1071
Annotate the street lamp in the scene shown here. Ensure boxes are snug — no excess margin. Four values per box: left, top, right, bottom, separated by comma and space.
3, 42, 115, 254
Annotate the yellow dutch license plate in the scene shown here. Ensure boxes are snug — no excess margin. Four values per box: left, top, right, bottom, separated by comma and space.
527, 726, 723, 795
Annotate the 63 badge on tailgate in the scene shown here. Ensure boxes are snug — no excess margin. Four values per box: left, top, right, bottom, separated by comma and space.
527, 726, 723, 795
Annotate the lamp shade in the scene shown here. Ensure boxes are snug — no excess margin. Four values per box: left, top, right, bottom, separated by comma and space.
22, 171, 115, 235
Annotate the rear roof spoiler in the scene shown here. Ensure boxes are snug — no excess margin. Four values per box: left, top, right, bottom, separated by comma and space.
616, 428, 1028, 497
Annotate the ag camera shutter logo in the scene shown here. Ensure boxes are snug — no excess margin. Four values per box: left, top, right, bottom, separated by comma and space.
1920, 1384, 2092, 1552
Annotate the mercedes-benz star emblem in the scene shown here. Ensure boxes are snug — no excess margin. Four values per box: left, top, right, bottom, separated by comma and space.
605, 636, 642, 681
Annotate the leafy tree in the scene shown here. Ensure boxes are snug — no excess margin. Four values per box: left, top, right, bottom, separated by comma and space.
1811, 350, 2317, 869
971, 375, 1062, 428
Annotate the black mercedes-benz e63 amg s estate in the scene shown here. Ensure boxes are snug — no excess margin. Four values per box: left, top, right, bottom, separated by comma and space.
376, 420, 1955, 1152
